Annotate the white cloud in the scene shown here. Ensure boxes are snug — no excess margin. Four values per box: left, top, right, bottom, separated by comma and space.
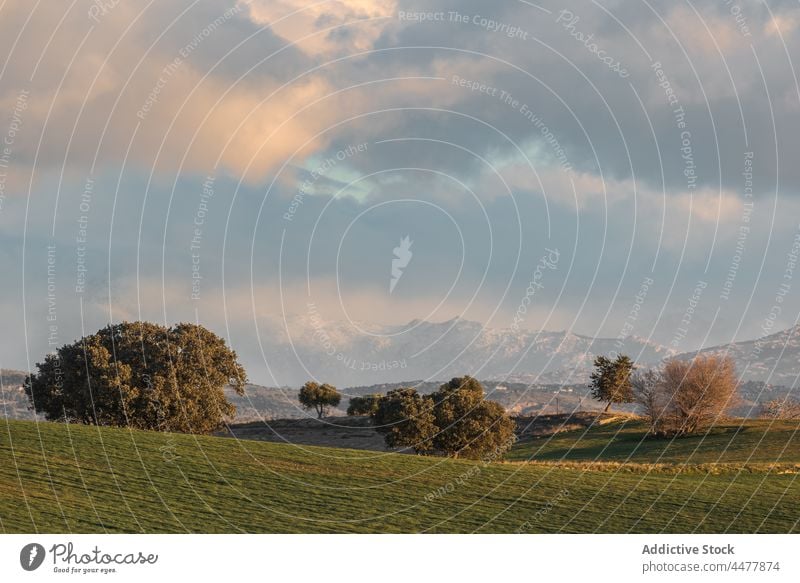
239, 0, 397, 57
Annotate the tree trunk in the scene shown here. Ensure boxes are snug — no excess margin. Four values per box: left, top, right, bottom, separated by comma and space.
604, 401, 612, 412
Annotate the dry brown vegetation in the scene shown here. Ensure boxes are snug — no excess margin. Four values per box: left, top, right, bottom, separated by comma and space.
633, 355, 739, 437
513, 460, 800, 475
760, 398, 800, 420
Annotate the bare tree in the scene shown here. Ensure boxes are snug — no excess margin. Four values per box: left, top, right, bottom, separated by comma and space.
631, 368, 666, 435
760, 398, 800, 420
660, 355, 739, 436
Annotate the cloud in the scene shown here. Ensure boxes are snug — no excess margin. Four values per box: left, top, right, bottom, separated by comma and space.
4, 0, 799, 194
765, 10, 800, 37
240, 0, 397, 57
3, 0, 800, 380
0, 0, 351, 183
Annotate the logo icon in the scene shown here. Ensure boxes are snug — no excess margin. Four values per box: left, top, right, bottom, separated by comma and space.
390, 236, 413, 293
20, 543, 46, 571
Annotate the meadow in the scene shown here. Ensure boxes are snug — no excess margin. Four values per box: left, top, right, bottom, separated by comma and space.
1, 417, 798, 533
508, 417, 800, 464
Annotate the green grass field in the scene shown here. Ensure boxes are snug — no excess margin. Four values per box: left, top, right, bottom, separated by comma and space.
508, 417, 800, 464
1, 418, 798, 533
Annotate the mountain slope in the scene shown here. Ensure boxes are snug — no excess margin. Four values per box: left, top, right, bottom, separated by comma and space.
260, 315, 800, 388
258, 315, 673, 386
676, 325, 800, 386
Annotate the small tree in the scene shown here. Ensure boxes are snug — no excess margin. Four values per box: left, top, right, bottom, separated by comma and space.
431, 376, 516, 460
659, 355, 739, 436
372, 388, 436, 453
589, 355, 635, 412
760, 398, 800, 420
298, 381, 341, 418
347, 394, 383, 416
25, 321, 246, 434
631, 368, 667, 435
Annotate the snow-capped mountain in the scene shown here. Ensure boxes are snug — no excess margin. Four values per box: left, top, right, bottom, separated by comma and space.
676, 325, 800, 386
257, 315, 674, 386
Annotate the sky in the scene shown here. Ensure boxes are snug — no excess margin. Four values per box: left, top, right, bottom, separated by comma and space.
1, 0, 800, 384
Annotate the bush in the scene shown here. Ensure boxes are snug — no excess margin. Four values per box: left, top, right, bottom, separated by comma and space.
347, 394, 383, 416
299, 381, 341, 418
25, 321, 246, 434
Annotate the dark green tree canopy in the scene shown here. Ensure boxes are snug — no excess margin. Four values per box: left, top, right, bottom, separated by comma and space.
372, 377, 515, 459
299, 381, 342, 418
589, 354, 636, 412
372, 388, 436, 453
347, 394, 383, 416
25, 321, 247, 434
432, 376, 516, 459
433, 376, 484, 408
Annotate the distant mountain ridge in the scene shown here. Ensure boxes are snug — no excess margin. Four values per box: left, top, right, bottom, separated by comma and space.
677, 325, 800, 386
259, 315, 800, 387
4, 322, 799, 423
259, 315, 673, 386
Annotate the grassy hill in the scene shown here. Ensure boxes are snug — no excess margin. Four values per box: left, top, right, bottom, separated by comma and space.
1, 418, 798, 533
508, 417, 800, 464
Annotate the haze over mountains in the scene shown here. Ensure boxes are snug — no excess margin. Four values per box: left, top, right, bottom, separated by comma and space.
260, 315, 800, 388
4, 320, 798, 422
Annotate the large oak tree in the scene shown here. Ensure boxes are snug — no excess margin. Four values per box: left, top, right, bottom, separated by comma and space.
372, 377, 516, 459
25, 321, 246, 434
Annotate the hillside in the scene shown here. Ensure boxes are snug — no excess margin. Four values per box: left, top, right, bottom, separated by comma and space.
222, 416, 387, 451
1, 418, 797, 533
508, 417, 800, 464
678, 325, 800, 386
225, 384, 304, 421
